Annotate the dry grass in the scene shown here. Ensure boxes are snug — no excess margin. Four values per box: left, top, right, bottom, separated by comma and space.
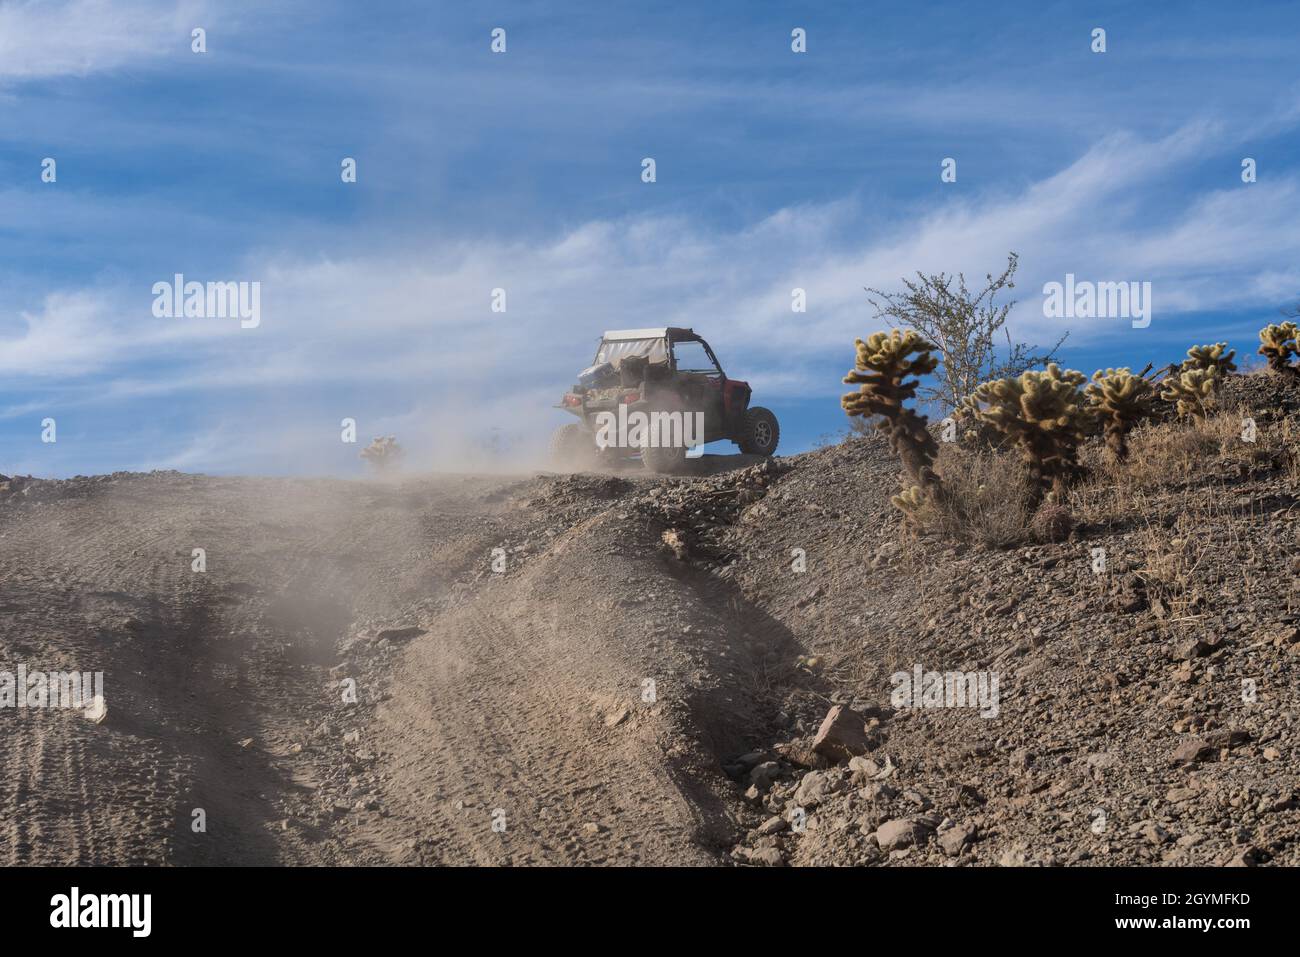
1118, 412, 1239, 488
913, 444, 1036, 548
904, 377, 1298, 551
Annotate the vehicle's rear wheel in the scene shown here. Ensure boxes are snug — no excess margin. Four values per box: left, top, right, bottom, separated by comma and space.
736, 407, 779, 456
549, 423, 598, 470
641, 442, 687, 474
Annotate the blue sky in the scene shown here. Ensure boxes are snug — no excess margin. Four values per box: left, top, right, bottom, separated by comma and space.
2, 0, 1300, 476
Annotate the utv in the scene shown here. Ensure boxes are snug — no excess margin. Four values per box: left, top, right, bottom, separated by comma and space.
551, 327, 779, 473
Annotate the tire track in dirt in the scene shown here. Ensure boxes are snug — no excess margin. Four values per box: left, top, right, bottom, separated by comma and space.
0, 467, 787, 865
345, 500, 784, 865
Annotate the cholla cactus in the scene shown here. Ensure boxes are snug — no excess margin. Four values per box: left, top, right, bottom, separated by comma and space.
969, 364, 1089, 505
360, 435, 404, 471
842, 330, 943, 519
890, 484, 932, 522
1182, 342, 1236, 377
1259, 322, 1300, 377
1160, 368, 1217, 418
1085, 368, 1154, 463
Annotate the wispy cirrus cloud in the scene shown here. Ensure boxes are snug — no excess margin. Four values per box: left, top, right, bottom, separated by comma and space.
0, 0, 214, 81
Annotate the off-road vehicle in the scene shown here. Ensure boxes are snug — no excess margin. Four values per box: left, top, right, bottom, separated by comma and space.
551, 327, 779, 473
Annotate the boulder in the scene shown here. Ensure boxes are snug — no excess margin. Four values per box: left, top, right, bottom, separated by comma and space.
812, 705, 875, 762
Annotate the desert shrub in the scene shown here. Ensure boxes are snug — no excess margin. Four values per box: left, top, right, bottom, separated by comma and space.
1085, 368, 1154, 463
841, 330, 948, 522
865, 252, 1066, 410
966, 364, 1090, 507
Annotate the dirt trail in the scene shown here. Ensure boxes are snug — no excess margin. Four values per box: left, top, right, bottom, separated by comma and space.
0, 464, 779, 865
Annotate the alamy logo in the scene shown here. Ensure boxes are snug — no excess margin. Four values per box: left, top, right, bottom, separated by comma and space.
50, 888, 151, 938
890, 664, 999, 718
593, 407, 704, 450
0, 666, 104, 713
1042, 274, 1151, 328
152, 274, 261, 328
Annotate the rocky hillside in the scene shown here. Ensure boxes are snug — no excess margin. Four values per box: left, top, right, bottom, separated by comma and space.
1, 371, 1297, 866
667, 371, 1300, 866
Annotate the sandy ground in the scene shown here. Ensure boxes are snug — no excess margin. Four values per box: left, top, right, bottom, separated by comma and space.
0, 463, 769, 865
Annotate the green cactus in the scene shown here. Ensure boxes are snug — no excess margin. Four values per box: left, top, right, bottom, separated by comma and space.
1182, 342, 1236, 377
842, 330, 944, 519
1085, 368, 1154, 463
1159, 367, 1217, 418
968, 363, 1090, 505
1259, 322, 1300, 377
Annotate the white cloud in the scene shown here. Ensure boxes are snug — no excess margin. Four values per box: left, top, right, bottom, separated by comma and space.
0, 0, 210, 80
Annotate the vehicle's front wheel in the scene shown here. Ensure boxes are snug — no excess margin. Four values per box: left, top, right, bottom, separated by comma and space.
736, 407, 779, 456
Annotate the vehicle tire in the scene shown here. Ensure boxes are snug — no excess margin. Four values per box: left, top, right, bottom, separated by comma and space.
641, 442, 687, 474
549, 423, 597, 470
736, 407, 779, 456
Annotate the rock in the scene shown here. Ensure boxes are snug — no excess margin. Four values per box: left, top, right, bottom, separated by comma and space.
1174, 636, 1223, 661
939, 823, 978, 857
747, 846, 785, 867
1170, 739, 1212, 766
871, 542, 900, 568
749, 761, 781, 791
1225, 847, 1258, 867
1205, 728, 1249, 749
793, 770, 839, 808
1139, 822, 1172, 845
848, 755, 882, 777
756, 816, 789, 836
775, 739, 830, 770
858, 781, 898, 802
811, 705, 875, 762
1009, 747, 1033, 771
1263, 746, 1282, 761
875, 817, 935, 851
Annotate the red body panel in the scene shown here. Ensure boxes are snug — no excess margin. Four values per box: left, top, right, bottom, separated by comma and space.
722, 378, 751, 418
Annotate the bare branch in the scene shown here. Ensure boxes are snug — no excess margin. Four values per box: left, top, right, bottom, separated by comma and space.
864, 253, 1068, 409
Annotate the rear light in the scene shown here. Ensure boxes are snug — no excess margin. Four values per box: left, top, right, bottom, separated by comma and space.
621, 392, 640, 404
562, 394, 582, 407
